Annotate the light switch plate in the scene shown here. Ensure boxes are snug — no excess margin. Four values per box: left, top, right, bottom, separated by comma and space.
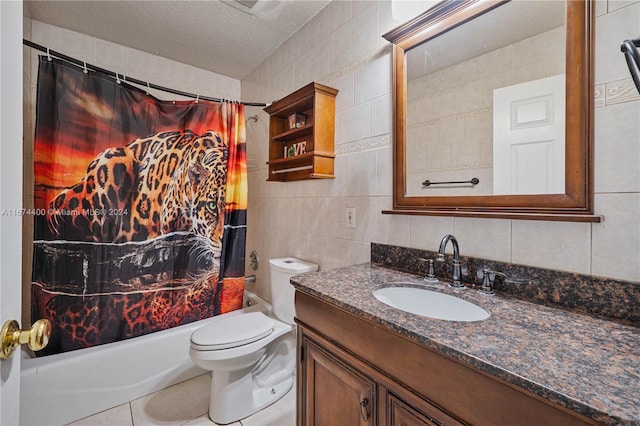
346, 207, 356, 228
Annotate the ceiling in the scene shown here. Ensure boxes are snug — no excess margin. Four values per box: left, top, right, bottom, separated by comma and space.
24, 0, 330, 80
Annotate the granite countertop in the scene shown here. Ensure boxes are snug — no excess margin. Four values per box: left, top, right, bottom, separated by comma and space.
291, 263, 640, 426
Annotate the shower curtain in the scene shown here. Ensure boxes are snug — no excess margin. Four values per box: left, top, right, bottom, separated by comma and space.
31, 57, 247, 356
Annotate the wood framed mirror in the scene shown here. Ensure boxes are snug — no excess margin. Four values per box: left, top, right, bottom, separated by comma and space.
383, 0, 600, 222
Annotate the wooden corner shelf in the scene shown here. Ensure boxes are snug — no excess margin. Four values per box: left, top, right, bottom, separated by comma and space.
264, 82, 338, 182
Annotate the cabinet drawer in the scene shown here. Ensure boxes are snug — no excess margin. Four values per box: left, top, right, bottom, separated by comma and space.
387, 392, 461, 426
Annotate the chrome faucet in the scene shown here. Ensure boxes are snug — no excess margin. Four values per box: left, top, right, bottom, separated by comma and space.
437, 234, 464, 288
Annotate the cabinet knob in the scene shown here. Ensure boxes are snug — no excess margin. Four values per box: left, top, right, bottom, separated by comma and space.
359, 397, 369, 422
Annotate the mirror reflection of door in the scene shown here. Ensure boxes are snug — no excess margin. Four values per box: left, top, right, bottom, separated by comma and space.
403, 0, 566, 197
493, 74, 565, 195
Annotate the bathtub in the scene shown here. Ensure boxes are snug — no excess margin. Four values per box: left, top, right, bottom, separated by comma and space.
20, 290, 270, 426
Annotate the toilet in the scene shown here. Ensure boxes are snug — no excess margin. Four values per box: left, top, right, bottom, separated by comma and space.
189, 257, 318, 425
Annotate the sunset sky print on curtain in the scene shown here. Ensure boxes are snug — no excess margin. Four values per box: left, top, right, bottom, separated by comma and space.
31, 57, 247, 355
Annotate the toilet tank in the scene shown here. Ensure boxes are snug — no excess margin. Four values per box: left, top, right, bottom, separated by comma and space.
269, 257, 318, 324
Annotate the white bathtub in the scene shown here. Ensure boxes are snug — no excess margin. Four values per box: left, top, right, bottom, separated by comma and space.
20, 290, 270, 426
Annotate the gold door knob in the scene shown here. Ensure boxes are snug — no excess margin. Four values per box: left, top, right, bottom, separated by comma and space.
0, 319, 51, 360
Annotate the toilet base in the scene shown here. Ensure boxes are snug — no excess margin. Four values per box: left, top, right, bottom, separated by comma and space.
205, 332, 295, 424
208, 367, 294, 425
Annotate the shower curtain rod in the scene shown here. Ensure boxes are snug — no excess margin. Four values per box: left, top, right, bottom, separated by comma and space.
23, 39, 268, 107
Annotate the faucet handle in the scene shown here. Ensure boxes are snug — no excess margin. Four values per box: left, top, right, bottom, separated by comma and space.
418, 258, 439, 284
478, 269, 507, 295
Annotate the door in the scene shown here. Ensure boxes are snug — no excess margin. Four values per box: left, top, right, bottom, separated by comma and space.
301, 337, 375, 426
493, 74, 565, 195
1, 2, 24, 425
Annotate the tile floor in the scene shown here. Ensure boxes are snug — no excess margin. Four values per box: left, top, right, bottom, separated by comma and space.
66, 373, 296, 426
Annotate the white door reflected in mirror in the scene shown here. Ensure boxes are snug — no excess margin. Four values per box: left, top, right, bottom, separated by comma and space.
493, 74, 566, 195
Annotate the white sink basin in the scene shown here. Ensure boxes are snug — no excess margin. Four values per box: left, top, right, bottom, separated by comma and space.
373, 285, 490, 322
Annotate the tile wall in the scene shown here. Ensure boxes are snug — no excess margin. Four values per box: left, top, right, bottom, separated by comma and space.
241, 0, 640, 303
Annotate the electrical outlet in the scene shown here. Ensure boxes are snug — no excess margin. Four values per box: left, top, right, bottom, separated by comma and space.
346, 207, 356, 228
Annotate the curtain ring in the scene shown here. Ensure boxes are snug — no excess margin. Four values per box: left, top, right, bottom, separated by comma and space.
46, 48, 52, 61
146, 82, 151, 95
195, 94, 199, 104
115, 73, 121, 84
83, 62, 88, 74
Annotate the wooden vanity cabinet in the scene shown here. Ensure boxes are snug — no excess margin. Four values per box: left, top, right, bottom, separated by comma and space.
295, 291, 600, 426
299, 328, 459, 426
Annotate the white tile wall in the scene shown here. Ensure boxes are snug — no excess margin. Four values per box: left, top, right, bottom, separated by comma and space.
454, 218, 512, 263
592, 193, 640, 280
242, 0, 640, 285
409, 215, 455, 251
511, 220, 592, 274
26, 20, 240, 104
595, 2, 640, 84
594, 100, 640, 193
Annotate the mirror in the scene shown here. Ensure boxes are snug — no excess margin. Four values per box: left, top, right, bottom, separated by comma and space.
405, 1, 566, 197
383, 0, 599, 221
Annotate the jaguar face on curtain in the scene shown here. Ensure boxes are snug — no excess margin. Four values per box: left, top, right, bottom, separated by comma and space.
31, 57, 247, 356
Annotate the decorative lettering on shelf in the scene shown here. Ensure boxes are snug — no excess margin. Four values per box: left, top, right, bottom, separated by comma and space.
283, 141, 307, 158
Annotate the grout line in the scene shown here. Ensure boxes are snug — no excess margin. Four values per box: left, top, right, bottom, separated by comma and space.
128, 402, 134, 426
509, 219, 513, 264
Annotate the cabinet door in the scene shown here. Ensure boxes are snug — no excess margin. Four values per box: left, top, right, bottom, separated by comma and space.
301, 337, 375, 426
385, 391, 465, 426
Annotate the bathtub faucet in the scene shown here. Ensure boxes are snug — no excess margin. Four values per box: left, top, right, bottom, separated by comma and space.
436, 234, 464, 288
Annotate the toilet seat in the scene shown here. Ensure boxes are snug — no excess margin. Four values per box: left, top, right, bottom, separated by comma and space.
191, 312, 275, 351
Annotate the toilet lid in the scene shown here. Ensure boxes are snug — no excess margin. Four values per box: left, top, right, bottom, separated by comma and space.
190, 312, 275, 350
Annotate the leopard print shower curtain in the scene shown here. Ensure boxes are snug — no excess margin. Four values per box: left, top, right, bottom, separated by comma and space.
31, 57, 247, 355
